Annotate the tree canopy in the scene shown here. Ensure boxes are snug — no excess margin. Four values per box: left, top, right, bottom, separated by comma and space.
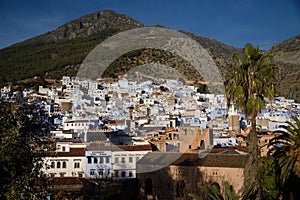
0, 99, 50, 199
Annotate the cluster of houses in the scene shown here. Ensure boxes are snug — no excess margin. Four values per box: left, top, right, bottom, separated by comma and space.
1, 76, 300, 198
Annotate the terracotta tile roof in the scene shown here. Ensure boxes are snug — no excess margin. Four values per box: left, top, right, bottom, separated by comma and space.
56, 148, 86, 157
87, 144, 152, 152
210, 146, 249, 154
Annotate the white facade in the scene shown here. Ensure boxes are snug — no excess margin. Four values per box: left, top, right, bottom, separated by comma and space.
86, 149, 112, 179
43, 140, 86, 178
85, 144, 151, 179
112, 147, 151, 179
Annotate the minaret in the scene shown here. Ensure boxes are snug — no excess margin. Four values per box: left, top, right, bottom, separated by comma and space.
228, 103, 240, 133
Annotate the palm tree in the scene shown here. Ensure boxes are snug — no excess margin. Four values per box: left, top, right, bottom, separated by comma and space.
188, 181, 239, 200
268, 117, 300, 189
225, 43, 277, 199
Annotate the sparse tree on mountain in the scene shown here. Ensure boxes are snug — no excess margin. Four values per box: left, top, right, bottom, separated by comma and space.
225, 43, 277, 199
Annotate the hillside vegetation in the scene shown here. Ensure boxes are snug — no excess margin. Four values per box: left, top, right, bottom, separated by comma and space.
0, 10, 299, 100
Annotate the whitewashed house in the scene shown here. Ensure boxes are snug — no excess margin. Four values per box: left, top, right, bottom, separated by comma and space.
43, 140, 86, 178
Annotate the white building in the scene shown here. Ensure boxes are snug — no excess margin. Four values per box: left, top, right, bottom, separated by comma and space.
86, 146, 112, 179
43, 140, 86, 178
85, 144, 152, 179
111, 145, 152, 179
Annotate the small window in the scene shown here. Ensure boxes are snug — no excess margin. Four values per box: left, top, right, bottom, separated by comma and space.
93, 157, 98, 164
129, 157, 133, 163
115, 171, 119, 177
51, 161, 55, 168
87, 156, 92, 164
50, 173, 56, 178
121, 171, 126, 177
121, 157, 126, 163
60, 173, 65, 177
62, 146, 66, 152
74, 162, 80, 168
62, 161, 67, 168
106, 157, 110, 163
115, 157, 119, 163
57, 162, 61, 168
90, 169, 95, 176
129, 171, 133, 177
99, 157, 103, 163
78, 173, 83, 178
98, 169, 104, 176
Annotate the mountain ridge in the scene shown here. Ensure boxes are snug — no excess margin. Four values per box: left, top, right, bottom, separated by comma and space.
0, 10, 299, 100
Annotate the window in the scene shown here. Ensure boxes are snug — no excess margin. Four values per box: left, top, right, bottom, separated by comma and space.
90, 169, 95, 176
99, 157, 103, 163
60, 173, 65, 177
93, 157, 98, 164
106, 157, 110, 163
121, 171, 126, 177
121, 157, 126, 163
62, 146, 66, 152
74, 162, 80, 168
87, 156, 92, 164
129, 171, 133, 177
62, 161, 67, 168
50, 173, 56, 178
51, 161, 55, 168
78, 173, 83, 178
115, 171, 119, 177
129, 157, 133, 163
57, 161, 61, 168
115, 157, 119, 163
98, 169, 104, 176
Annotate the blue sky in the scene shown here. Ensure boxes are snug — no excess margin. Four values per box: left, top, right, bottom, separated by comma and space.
0, 0, 299, 50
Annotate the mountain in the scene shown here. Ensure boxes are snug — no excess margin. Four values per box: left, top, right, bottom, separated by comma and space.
0, 10, 299, 101
25, 10, 143, 43
0, 10, 143, 84
267, 34, 300, 100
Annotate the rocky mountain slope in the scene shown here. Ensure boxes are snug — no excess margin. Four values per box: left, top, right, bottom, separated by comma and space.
0, 10, 299, 100
267, 34, 300, 100
0, 10, 143, 84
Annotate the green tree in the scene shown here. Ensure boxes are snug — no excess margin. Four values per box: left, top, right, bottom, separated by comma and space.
268, 117, 300, 197
225, 43, 277, 199
188, 182, 239, 200
258, 156, 280, 200
0, 100, 50, 199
